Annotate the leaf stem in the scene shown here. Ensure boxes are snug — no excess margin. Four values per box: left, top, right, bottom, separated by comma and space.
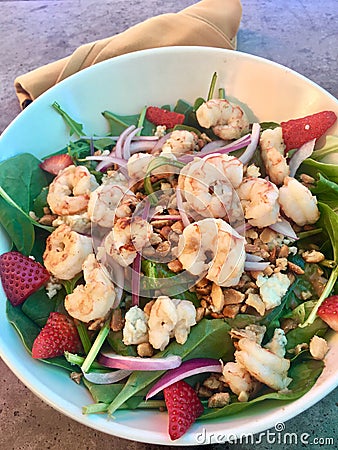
300, 266, 338, 328
83, 400, 166, 414
81, 320, 110, 373
76, 322, 92, 355
64, 352, 104, 369
207, 72, 218, 100
137, 106, 147, 135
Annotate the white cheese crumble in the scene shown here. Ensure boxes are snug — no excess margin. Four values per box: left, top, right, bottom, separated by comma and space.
256, 272, 291, 310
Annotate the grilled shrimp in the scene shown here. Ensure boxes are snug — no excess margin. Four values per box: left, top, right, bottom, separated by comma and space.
260, 127, 289, 185
237, 177, 280, 227
88, 180, 138, 229
177, 218, 246, 287
104, 217, 153, 267
127, 153, 154, 180
278, 176, 320, 226
178, 154, 243, 218
64, 254, 116, 322
222, 362, 260, 402
196, 99, 250, 140
47, 165, 99, 215
43, 224, 92, 280
160, 130, 199, 157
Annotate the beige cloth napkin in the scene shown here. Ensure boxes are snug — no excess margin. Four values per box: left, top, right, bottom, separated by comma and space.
14, 0, 242, 108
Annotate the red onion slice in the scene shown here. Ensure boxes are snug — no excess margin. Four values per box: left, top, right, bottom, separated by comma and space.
244, 261, 270, 271
151, 215, 182, 221
199, 139, 228, 153
239, 123, 261, 165
98, 352, 182, 371
150, 132, 172, 154
115, 125, 136, 159
269, 217, 298, 240
123, 127, 142, 160
146, 358, 222, 400
245, 254, 264, 262
130, 141, 158, 154
82, 369, 132, 385
176, 187, 190, 227
131, 252, 142, 307
289, 139, 316, 177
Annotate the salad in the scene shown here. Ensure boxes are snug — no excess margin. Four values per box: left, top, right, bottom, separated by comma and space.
0, 74, 337, 441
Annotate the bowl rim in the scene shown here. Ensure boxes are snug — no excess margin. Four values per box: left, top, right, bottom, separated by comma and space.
0, 45, 337, 446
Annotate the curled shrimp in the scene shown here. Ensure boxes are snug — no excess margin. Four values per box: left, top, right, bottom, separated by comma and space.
279, 176, 320, 226
196, 99, 250, 140
160, 130, 199, 157
177, 218, 246, 287
178, 154, 243, 219
104, 217, 153, 267
88, 180, 138, 229
260, 127, 289, 185
64, 254, 116, 322
127, 153, 154, 180
43, 224, 92, 280
47, 165, 99, 215
237, 177, 280, 227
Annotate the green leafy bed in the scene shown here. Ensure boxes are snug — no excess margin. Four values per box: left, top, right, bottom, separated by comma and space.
0, 100, 337, 420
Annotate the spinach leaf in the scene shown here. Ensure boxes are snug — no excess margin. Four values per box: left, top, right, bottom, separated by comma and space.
300, 158, 338, 183
0, 153, 51, 254
310, 173, 338, 212
102, 110, 154, 136
285, 318, 328, 351
200, 359, 324, 420
107, 318, 232, 415
107, 331, 138, 357
21, 289, 58, 327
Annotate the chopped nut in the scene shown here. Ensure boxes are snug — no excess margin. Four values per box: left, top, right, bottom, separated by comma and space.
203, 374, 227, 391
263, 265, 274, 276
275, 257, 288, 272
70, 372, 82, 384
287, 261, 305, 275
280, 318, 298, 333
151, 219, 172, 228
39, 214, 58, 226
245, 229, 259, 240
88, 318, 105, 331
302, 250, 325, 264
278, 244, 290, 258
208, 392, 230, 408
144, 300, 155, 317
149, 233, 163, 246
110, 308, 124, 332
222, 304, 241, 319
260, 228, 278, 244
309, 335, 329, 360
299, 173, 315, 185
245, 293, 265, 316
210, 283, 225, 312
137, 342, 154, 357
159, 226, 172, 239
195, 277, 212, 296
195, 307, 205, 322
167, 259, 183, 273
197, 385, 214, 398
156, 241, 171, 255
171, 220, 184, 234
223, 288, 245, 305
43, 206, 52, 215
245, 243, 261, 253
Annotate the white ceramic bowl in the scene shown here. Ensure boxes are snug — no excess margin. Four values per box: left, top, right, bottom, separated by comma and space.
0, 47, 337, 446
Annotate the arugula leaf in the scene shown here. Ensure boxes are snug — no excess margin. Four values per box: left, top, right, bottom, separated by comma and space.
107, 318, 232, 415
52, 102, 85, 137
200, 359, 324, 420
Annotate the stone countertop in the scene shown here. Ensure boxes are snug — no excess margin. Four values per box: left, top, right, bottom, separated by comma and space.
0, 1, 337, 449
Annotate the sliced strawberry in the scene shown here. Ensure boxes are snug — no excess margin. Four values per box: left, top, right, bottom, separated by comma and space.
164, 380, 204, 440
39, 153, 73, 175
281, 110, 337, 152
0, 251, 50, 306
317, 295, 338, 332
145, 106, 185, 129
32, 312, 82, 359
